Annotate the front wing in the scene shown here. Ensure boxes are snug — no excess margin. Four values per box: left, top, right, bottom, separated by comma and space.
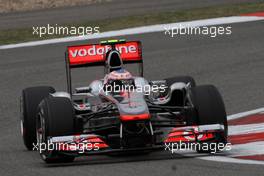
45, 124, 225, 155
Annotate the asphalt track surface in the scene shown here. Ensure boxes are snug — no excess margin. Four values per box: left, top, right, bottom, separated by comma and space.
0, 0, 264, 30
1, 20, 264, 175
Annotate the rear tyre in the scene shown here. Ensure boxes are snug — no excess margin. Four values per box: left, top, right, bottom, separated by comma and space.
165, 76, 196, 106
36, 97, 75, 163
165, 76, 196, 87
189, 85, 228, 153
21, 86, 55, 150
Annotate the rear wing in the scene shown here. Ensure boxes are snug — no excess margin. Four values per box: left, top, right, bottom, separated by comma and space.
66, 41, 142, 67
65, 40, 143, 94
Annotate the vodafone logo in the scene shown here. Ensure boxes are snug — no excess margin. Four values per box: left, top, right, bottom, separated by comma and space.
69, 44, 137, 58
67, 41, 141, 65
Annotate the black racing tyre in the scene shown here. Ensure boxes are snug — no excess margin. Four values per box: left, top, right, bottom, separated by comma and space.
21, 86, 55, 150
36, 96, 75, 163
189, 85, 228, 153
165, 76, 196, 87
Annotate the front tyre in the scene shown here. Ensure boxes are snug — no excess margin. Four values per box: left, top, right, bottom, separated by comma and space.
189, 85, 228, 153
21, 86, 55, 150
36, 97, 75, 163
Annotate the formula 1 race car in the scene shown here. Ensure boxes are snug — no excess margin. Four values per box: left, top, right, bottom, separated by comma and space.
20, 39, 228, 163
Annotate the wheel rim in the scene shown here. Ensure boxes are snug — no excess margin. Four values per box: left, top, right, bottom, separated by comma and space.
36, 114, 43, 152
20, 120, 24, 137
36, 112, 49, 159
20, 96, 24, 137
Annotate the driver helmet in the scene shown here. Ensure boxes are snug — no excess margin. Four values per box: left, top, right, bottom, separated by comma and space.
103, 68, 133, 93
104, 68, 132, 84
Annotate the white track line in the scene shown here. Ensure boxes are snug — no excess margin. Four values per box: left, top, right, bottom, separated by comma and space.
229, 123, 264, 135
199, 108, 264, 165
227, 107, 264, 120
228, 141, 264, 157
198, 156, 264, 165
1, 16, 264, 50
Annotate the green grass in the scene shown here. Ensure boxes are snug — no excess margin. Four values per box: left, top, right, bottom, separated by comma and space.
1, 2, 264, 45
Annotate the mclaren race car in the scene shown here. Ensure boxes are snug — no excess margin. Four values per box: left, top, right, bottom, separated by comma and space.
20, 39, 228, 163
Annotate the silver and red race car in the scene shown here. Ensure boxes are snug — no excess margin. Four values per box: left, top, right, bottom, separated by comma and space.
20, 39, 228, 163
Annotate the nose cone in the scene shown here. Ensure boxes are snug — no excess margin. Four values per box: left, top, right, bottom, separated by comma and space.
117, 92, 150, 121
